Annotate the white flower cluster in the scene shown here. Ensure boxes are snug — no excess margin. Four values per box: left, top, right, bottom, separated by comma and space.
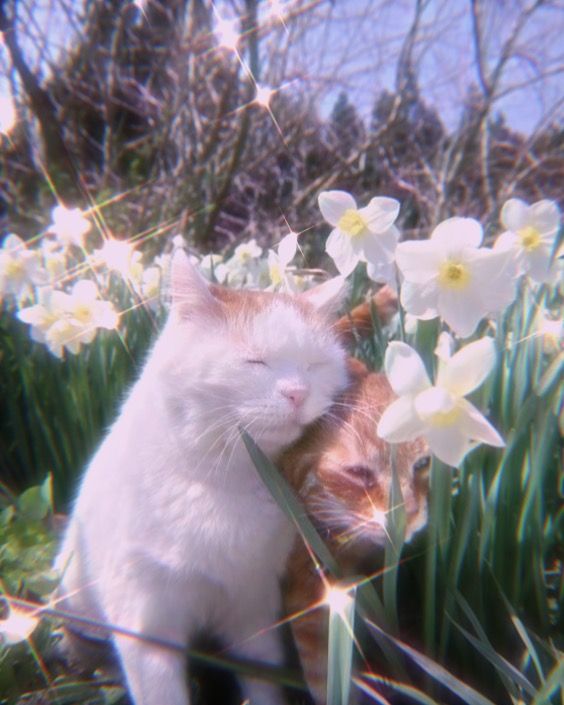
318, 190, 561, 467
3, 193, 561, 468
319, 190, 562, 339
2, 206, 309, 358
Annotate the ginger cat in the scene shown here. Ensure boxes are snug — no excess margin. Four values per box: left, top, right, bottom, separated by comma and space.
281, 319, 429, 705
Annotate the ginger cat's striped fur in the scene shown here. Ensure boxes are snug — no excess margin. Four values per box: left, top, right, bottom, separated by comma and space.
281, 300, 429, 705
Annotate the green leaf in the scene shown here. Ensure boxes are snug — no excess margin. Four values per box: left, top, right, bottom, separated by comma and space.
17, 486, 49, 522
367, 620, 498, 705
359, 673, 442, 705
240, 428, 339, 575
531, 657, 564, 705
327, 585, 356, 705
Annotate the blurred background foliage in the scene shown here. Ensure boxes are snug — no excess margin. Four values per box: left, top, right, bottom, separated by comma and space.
0, 0, 562, 251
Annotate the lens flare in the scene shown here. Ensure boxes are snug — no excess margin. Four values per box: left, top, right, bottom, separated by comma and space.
255, 84, 275, 108
215, 17, 240, 50
323, 583, 353, 617
0, 606, 39, 645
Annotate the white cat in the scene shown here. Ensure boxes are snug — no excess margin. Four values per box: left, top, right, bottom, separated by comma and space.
55, 250, 348, 705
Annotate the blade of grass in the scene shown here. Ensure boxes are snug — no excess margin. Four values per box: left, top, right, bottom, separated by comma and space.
448, 616, 535, 698
367, 620, 498, 705
382, 449, 406, 635
327, 586, 356, 705
530, 657, 563, 705
241, 428, 339, 575
358, 673, 442, 705
241, 429, 409, 678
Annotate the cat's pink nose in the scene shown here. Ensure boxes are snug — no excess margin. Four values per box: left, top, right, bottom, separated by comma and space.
280, 384, 309, 410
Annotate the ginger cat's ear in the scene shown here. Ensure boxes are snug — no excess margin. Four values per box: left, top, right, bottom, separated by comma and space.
170, 249, 221, 318
299, 276, 348, 317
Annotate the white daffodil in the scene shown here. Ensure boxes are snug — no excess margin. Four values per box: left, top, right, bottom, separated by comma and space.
49, 205, 91, 248
0, 235, 46, 302
63, 280, 118, 330
377, 338, 504, 467
199, 253, 228, 283
495, 199, 561, 283
319, 190, 400, 279
268, 231, 298, 289
94, 239, 143, 284
17, 287, 66, 345
140, 266, 162, 310
19, 280, 118, 358
41, 240, 67, 285
396, 218, 517, 338
223, 239, 264, 287
232, 239, 263, 265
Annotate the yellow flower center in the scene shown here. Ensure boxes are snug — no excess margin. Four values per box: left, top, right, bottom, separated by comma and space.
518, 226, 541, 252
429, 406, 462, 428
438, 261, 471, 290
269, 263, 282, 286
5, 259, 24, 279
73, 304, 93, 324
338, 209, 367, 237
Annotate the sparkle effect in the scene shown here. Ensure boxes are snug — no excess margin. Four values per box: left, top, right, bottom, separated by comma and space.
255, 84, 275, 108
215, 17, 240, 50
324, 583, 354, 617
0, 606, 39, 645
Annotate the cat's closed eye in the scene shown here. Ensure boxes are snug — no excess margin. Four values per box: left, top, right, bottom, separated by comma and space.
245, 359, 268, 366
343, 464, 377, 488
413, 455, 431, 473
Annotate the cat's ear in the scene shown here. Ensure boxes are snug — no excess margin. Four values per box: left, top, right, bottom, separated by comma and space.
299, 275, 348, 317
170, 249, 221, 318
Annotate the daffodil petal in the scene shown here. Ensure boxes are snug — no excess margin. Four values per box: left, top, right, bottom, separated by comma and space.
3, 234, 25, 252
470, 248, 518, 313
456, 398, 505, 447
97, 304, 119, 330
278, 232, 298, 267
400, 280, 438, 318
414, 386, 456, 421
17, 305, 43, 326
437, 337, 496, 396
366, 259, 397, 287
524, 245, 553, 282
437, 288, 485, 338
377, 396, 426, 443
72, 280, 98, 302
501, 199, 528, 231
358, 197, 400, 234
493, 230, 519, 252
396, 240, 442, 283
424, 425, 476, 467
384, 341, 431, 396
529, 200, 560, 236
318, 190, 357, 226
325, 228, 359, 276
362, 225, 399, 264
431, 217, 483, 250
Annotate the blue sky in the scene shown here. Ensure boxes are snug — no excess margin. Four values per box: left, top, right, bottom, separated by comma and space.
281, 0, 564, 134
2, 0, 562, 136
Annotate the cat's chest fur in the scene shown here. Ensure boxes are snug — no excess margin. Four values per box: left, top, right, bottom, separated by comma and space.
72, 380, 295, 584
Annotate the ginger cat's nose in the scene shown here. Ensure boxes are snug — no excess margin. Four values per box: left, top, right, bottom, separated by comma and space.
280, 384, 309, 409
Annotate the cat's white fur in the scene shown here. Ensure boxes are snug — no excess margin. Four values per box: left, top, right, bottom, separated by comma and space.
55, 251, 348, 705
